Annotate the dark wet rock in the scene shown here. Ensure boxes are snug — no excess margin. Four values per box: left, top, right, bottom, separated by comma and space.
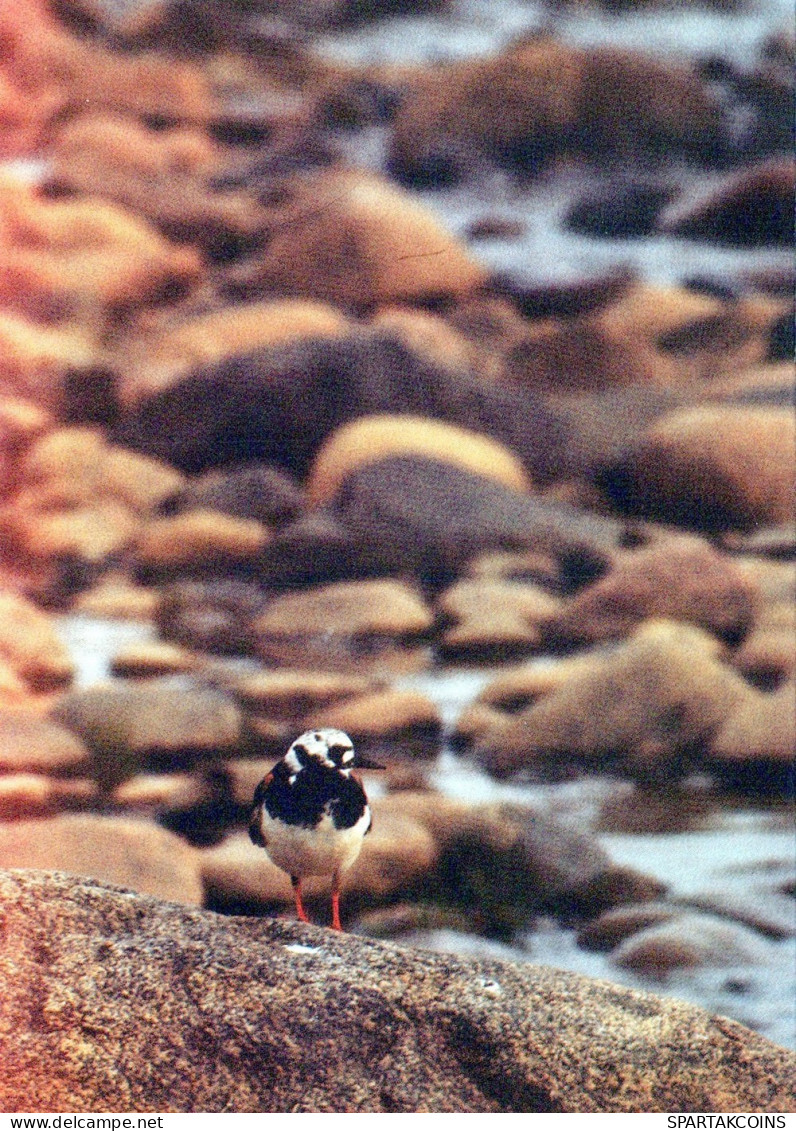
3, 870, 793, 1113
465, 215, 526, 241
156, 579, 269, 655
250, 578, 434, 673
543, 535, 760, 647
160, 463, 304, 529
613, 911, 773, 975
767, 307, 795, 362
565, 183, 674, 239
471, 621, 754, 781
51, 680, 243, 787
661, 158, 795, 247
578, 902, 681, 951
0, 710, 91, 775
596, 406, 796, 531
306, 413, 533, 507
486, 269, 634, 321
258, 510, 382, 589
335, 456, 625, 588
114, 331, 568, 484
0, 817, 203, 904
543, 385, 687, 480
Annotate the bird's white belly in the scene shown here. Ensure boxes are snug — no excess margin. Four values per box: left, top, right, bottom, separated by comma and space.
259, 808, 370, 878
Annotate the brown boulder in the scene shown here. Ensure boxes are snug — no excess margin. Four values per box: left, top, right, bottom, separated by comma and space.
228, 668, 379, 717
2, 869, 793, 1112
0, 180, 203, 311
0, 773, 97, 819
251, 579, 434, 672
122, 299, 349, 404
0, 816, 202, 904
0, 709, 90, 775
613, 912, 772, 975
472, 621, 754, 779
51, 681, 243, 788
133, 509, 271, 573
544, 536, 760, 646
388, 38, 722, 183
306, 414, 533, 507
435, 578, 562, 661
253, 169, 486, 307
709, 682, 796, 773
0, 592, 74, 692
598, 405, 796, 530
302, 688, 442, 760
47, 112, 267, 259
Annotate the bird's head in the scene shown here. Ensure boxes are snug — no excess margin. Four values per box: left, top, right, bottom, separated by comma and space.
284, 728, 384, 776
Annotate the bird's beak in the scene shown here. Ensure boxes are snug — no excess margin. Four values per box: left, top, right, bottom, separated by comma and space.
355, 754, 386, 770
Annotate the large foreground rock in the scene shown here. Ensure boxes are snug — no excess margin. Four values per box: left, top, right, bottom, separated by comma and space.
0, 870, 792, 1113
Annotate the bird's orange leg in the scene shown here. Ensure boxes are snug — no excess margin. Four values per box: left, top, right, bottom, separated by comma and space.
291, 876, 310, 924
331, 872, 343, 932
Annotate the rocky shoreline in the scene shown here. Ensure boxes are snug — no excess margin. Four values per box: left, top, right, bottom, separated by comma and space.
0, 0, 793, 1111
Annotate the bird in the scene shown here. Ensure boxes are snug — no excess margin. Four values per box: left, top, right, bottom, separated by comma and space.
248, 727, 383, 931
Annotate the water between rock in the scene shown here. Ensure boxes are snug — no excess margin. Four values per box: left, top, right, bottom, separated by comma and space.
57, 614, 795, 1049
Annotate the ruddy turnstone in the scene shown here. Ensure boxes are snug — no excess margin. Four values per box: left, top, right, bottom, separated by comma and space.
248, 728, 383, 931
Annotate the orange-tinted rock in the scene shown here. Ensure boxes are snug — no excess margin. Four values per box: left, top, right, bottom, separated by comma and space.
47, 113, 258, 252
20, 428, 185, 514
253, 170, 486, 307
370, 307, 475, 373
306, 414, 533, 506
72, 574, 159, 621
134, 510, 271, 572
0, 311, 99, 406
709, 682, 796, 767
4, 501, 139, 564
229, 668, 380, 718
0, 709, 90, 774
0, 772, 97, 819
109, 640, 202, 680
435, 578, 561, 661
0, 813, 203, 903
0, 177, 202, 311
302, 688, 442, 759
598, 406, 796, 530
0, 592, 74, 692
